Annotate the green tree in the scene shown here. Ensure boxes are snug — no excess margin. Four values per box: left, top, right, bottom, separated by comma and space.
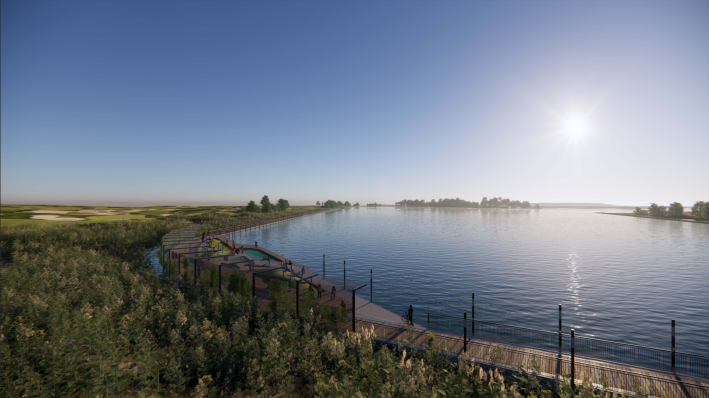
353, 202, 360, 207
481, 197, 489, 207
634, 207, 647, 215
276, 198, 290, 211
691, 201, 705, 217
344, 201, 351, 207
648, 203, 668, 217
244, 200, 261, 213
323, 200, 338, 208
261, 195, 272, 213
316, 201, 320, 206
336, 200, 343, 207
668, 202, 684, 218
702, 202, 709, 220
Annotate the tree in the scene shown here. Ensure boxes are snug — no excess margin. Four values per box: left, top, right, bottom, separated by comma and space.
344, 201, 351, 207
702, 202, 709, 220
260, 195, 272, 213
488, 197, 499, 207
354, 202, 360, 207
691, 201, 704, 217
276, 198, 290, 211
534, 204, 541, 209
648, 203, 668, 217
634, 207, 647, 215
323, 200, 338, 208
244, 200, 261, 212
316, 201, 321, 206
336, 201, 343, 207
668, 202, 683, 218
480, 197, 489, 207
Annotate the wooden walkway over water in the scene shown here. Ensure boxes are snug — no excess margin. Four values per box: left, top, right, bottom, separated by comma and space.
161, 223, 709, 398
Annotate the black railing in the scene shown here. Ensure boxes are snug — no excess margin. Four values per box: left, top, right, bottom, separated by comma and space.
423, 313, 709, 379
358, 318, 709, 398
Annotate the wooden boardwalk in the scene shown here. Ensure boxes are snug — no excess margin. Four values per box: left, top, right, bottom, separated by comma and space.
356, 318, 709, 398
161, 224, 709, 398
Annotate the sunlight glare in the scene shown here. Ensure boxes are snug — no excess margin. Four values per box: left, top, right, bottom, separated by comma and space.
565, 116, 588, 136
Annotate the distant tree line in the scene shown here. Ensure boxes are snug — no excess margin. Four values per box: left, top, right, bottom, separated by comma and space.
317, 200, 353, 208
396, 197, 533, 208
243, 195, 290, 213
635, 201, 709, 220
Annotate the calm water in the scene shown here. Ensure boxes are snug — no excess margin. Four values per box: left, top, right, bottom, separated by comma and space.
228, 207, 708, 355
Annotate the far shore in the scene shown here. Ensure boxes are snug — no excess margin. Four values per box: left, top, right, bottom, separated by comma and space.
598, 212, 709, 224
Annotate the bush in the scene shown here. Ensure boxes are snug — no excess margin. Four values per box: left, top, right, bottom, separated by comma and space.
0, 219, 616, 397
228, 272, 251, 297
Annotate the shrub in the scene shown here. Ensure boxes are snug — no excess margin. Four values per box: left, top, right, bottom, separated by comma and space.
228, 272, 251, 297
0, 219, 614, 397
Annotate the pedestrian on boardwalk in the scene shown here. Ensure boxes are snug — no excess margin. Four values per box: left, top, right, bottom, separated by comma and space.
201, 232, 205, 241
255, 241, 258, 247
317, 282, 322, 299
331, 285, 336, 300
407, 305, 414, 326
340, 300, 347, 310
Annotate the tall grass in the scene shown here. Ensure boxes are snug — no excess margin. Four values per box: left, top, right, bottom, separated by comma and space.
1, 219, 617, 396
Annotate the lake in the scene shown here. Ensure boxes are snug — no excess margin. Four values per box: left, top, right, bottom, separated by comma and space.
227, 207, 708, 355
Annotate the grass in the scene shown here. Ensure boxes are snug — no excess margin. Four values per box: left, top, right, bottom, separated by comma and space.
208, 238, 233, 256
1, 218, 618, 397
0, 205, 243, 228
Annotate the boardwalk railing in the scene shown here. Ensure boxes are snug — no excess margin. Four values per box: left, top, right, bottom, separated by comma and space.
357, 318, 709, 398
424, 313, 709, 380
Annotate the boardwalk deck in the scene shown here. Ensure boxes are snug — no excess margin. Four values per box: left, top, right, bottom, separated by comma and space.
160, 224, 709, 398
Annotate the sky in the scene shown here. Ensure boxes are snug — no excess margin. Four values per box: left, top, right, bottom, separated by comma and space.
2, 0, 708, 206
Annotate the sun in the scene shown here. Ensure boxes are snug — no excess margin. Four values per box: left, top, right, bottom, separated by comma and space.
564, 116, 588, 136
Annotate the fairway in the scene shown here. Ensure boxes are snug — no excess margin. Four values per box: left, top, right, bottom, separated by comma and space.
0, 205, 239, 227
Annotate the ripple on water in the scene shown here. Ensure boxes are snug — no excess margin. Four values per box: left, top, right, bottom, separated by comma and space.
226, 208, 709, 355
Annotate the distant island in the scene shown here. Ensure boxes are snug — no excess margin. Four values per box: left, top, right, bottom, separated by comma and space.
601, 201, 709, 223
396, 197, 538, 208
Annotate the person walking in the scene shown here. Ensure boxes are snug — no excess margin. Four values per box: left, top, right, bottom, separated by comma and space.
317, 282, 322, 299
331, 285, 336, 300
407, 305, 414, 326
255, 241, 258, 247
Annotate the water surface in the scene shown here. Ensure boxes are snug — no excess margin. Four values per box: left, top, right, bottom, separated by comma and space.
228, 207, 708, 355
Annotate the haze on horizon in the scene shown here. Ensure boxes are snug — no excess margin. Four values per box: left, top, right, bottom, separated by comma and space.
2, 1, 707, 207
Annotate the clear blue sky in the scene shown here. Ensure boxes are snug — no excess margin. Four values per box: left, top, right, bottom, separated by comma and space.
2, 0, 707, 206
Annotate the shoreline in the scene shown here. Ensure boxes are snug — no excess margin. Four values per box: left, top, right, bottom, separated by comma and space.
598, 212, 709, 224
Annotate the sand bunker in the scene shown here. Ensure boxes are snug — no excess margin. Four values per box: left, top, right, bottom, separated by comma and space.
31, 215, 85, 221
27, 210, 72, 214
69, 209, 143, 215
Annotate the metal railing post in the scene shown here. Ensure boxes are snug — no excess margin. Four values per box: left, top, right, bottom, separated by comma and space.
672, 320, 676, 372
559, 304, 563, 357
472, 293, 475, 337
352, 289, 356, 332
464, 312, 467, 353
571, 329, 576, 389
